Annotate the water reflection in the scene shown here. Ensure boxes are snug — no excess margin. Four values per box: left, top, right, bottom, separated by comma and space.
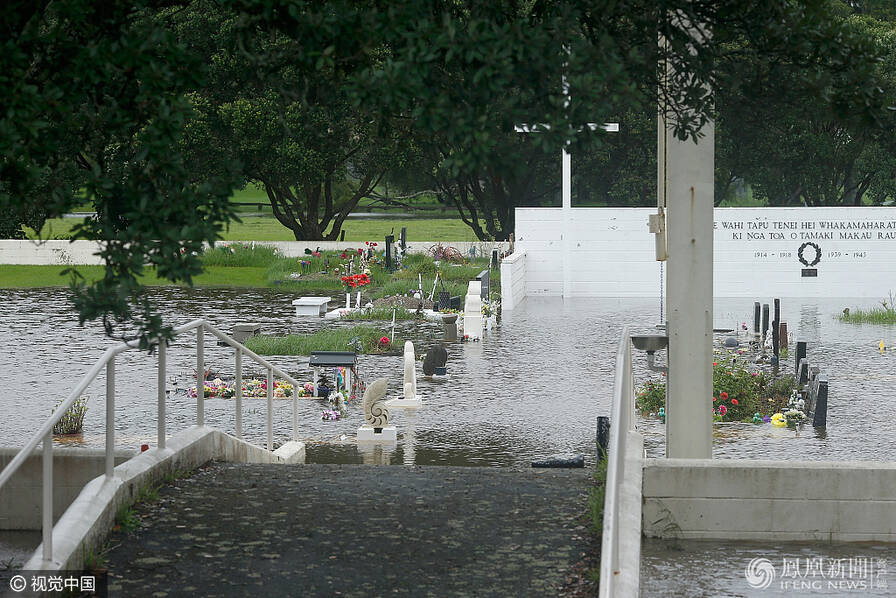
641, 539, 895, 597
1, 289, 894, 465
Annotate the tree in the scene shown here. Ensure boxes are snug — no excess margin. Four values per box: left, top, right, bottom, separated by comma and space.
1, 1, 238, 346
1, 0, 888, 343
713, 7, 896, 207
174, 5, 406, 240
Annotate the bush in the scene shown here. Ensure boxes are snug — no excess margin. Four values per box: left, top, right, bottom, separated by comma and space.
635, 378, 666, 413
201, 243, 280, 267
53, 396, 88, 435
634, 354, 796, 422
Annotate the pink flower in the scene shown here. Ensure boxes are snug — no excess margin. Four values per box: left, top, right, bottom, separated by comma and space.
719, 405, 727, 416
379, 336, 390, 346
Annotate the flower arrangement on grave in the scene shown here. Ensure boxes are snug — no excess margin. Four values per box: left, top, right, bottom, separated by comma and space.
637, 354, 795, 422
188, 379, 295, 398
321, 409, 342, 421
635, 379, 666, 414
52, 396, 88, 435
481, 299, 501, 318
783, 409, 805, 427
341, 273, 371, 291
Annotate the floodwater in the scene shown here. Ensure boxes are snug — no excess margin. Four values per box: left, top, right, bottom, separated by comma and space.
641, 539, 895, 597
1, 290, 896, 465
2, 288, 896, 574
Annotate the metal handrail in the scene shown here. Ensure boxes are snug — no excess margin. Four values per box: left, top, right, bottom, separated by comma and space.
0, 319, 309, 565
599, 326, 635, 598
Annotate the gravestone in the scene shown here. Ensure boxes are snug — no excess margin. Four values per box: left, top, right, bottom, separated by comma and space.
386, 346, 423, 409
385, 234, 394, 270
464, 281, 483, 339
423, 344, 448, 376
358, 378, 397, 442
442, 314, 458, 342
438, 291, 451, 312
476, 270, 490, 302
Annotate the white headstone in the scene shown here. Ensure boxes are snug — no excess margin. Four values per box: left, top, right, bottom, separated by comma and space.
403, 341, 417, 399
464, 281, 483, 339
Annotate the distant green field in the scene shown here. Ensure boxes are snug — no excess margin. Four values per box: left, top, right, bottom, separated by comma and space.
29, 215, 487, 242
0, 265, 269, 288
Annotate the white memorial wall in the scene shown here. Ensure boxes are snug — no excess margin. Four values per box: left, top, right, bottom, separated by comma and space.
515, 206, 896, 298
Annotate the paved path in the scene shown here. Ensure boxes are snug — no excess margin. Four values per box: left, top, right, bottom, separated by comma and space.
105, 463, 593, 597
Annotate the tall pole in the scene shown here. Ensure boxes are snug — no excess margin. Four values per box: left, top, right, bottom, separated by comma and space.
663, 19, 714, 459
561, 49, 572, 299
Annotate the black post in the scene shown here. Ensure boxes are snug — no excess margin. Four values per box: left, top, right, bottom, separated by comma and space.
798, 358, 809, 386
812, 377, 828, 427
795, 341, 807, 375
773, 299, 780, 357
400, 227, 407, 251
762, 303, 770, 338
491, 249, 499, 270
340, 230, 346, 242
754, 302, 761, 334
596, 416, 611, 461
385, 235, 394, 270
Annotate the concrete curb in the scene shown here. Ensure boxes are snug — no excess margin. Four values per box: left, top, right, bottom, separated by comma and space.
24, 427, 305, 571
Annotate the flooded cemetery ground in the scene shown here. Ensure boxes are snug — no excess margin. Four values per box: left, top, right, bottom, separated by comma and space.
3, 287, 896, 465
3, 287, 896, 586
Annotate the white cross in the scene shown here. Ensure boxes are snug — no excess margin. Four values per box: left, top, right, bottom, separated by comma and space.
515, 59, 619, 297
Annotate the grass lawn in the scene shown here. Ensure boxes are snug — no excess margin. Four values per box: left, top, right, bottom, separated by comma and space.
0, 248, 498, 298
0, 265, 269, 288
28, 215, 489, 243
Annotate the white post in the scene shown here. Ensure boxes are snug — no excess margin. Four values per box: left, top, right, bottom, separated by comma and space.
196, 327, 205, 427
345, 292, 350, 309
266, 368, 273, 451
562, 145, 572, 298
235, 349, 243, 439
356, 290, 361, 308
42, 431, 52, 562
292, 394, 298, 442
157, 339, 166, 450
313, 367, 319, 397
664, 21, 714, 459
105, 358, 115, 479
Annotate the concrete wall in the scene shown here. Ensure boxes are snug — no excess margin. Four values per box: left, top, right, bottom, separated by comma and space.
0, 240, 509, 266
23, 427, 304, 571
499, 251, 526, 310
515, 206, 896, 297
0, 448, 133, 531
642, 458, 896, 542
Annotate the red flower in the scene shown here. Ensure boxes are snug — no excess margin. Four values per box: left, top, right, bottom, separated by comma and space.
379, 336, 390, 345
731, 398, 739, 406
713, 362, 718, 366
340, 252, 348, 259
357, 248, 363, 255
713, 396, 717, 402
720, 391, 728, 400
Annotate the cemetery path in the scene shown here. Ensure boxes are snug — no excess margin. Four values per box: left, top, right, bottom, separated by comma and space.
104, 462, 595, 597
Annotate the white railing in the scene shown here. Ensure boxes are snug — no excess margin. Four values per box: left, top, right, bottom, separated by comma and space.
599, 326, 636, 598
0, 319, 305, 565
